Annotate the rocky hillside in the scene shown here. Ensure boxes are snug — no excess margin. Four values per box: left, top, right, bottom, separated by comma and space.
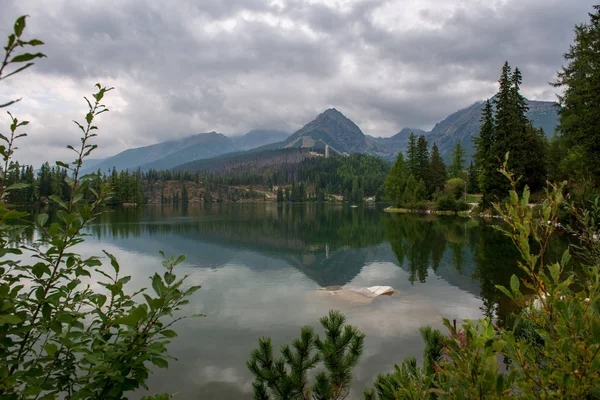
282, 108, 389, 157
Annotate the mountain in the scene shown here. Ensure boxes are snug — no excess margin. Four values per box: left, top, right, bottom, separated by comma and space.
372, 99, 559, 162
84, 129, 290, 173
232, 129, 290, 150
282, 108, 389, 157
370, 128, 428, 156
427, 98, 559, 161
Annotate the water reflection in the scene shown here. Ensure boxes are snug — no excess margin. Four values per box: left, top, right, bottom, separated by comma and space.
70, 203, 573, 398
84, 204, 570, 323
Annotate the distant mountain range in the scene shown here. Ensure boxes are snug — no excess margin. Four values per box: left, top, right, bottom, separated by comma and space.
372, 99, 559, 161
84, 99, 559, 172
82, 129, 289, 173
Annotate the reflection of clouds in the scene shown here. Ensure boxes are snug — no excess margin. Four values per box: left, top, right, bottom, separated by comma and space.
72, 232, 485, 400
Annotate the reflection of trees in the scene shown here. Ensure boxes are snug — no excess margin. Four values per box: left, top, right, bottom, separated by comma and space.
87, 204, 386, 252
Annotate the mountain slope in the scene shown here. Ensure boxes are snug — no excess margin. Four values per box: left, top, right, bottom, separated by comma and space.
428, 99, 559, 161
232, 129, 290, 150
370, 128, 428, 157
282, 108, 389, 156
138, 132, 238, 171
84, 129, 290, 173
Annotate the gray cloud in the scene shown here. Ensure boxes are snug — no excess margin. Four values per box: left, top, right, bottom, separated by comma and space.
0, 0, 595, 166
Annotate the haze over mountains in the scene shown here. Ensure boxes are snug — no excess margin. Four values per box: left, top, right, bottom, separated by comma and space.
85, 99, 559, 173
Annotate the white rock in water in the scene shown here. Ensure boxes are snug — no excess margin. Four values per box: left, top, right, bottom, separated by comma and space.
319, 285, 395, 301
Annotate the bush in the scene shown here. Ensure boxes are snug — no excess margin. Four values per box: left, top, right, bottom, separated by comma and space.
0, 17, 199, 399
250, 160, 600, 399
435, 193, 469, 212
444, 178, 466, 200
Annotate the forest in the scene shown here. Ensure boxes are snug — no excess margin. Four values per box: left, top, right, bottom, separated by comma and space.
5, 151, 390, 205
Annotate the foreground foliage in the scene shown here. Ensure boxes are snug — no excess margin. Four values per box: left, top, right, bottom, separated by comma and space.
251, 155, 600, 398
0, 17, 199, 399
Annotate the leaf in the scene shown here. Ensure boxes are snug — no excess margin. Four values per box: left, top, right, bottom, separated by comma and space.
151, 357, 169, 368
174, 254, 186, 266
10, 52, 46, 63
152, 274, 164, 297
48, 194, 67, 209
14, 15, 26, 37
160, 330, 178, 338
102, 251, 120, 274
37, 213, 48, 227
495, 285, 515, 301
0, 314, 23, 325
114, 305, 147, 327
5, 182, 29, 191
510, 275, 520, 294
45, 343, 58, 357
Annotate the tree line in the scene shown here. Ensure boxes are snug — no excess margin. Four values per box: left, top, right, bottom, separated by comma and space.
6, 153, 390, 206
385, 132, 470, 211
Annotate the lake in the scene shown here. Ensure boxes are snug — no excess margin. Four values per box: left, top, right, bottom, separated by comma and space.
75, 203, 567, 399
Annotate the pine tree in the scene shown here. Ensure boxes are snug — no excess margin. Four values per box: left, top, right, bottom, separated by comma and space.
449, 142, 466, 178
428, 143, 447, 195
553, 5, 600, 184
276, 187, 284, 203
385, 152, 408, 207
403, 174, 417, 206
181, 183, 188, 204
467, 161, 479, 194
407, 133, 418, 177
37, 162, 51, 198
473, 99, 502, 205
415, 135, 430, 183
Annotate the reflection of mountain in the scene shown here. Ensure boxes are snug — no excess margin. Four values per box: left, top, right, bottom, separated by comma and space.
87, 204, 388, 286
85, 204, 569, 316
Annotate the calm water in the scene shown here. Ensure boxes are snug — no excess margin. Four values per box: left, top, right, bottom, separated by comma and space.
73, 203, 566, 398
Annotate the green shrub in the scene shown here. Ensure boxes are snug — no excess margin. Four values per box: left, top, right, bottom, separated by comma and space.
444, 178, 466, 200
0, 17, 199, 399
435, 193, 469, 212
250, 159, 600, 399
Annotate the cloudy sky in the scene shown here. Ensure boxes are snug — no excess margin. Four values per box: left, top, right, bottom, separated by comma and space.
0, 0, 595, 166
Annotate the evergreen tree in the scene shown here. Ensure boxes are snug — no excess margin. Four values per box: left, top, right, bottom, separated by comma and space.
467, 161, 479, 194
37, 162, 51, 198
414, 179, 427, 202
407, 133, 418, 177
473, 99, 502, 205
384, 152, 407, 207
403, 174, 417, 205
415, 135, 430, 183
181, 183, 188, 204
552, 5, 600, 184
428, 143, 447, 195
276, 187, 284, 203
449, 142, 466, 178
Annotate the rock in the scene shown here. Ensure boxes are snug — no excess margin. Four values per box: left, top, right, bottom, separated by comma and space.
319, 286, 395, 302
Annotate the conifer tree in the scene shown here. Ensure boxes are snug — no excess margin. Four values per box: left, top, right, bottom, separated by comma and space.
384, 152, 407, 207
467, 161, 479, 194
428, 143, 447, 195
449, 142, 465, 178
407, 133, 418, 177
415, 135, 430, 183
553, 5, 600, 184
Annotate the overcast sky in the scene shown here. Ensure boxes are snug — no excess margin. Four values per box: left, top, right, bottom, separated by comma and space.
0, 0, 596, 166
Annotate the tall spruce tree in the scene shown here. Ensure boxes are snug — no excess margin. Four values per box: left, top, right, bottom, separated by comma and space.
407, 133, 418, 177
415, 135, 430, 183
553, 5, 600, 184
428, 143, 447, 195
384, 152, 407, 207
473, 99, 502, 205
449, 142, 466, 178
474, 63, 547, 205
